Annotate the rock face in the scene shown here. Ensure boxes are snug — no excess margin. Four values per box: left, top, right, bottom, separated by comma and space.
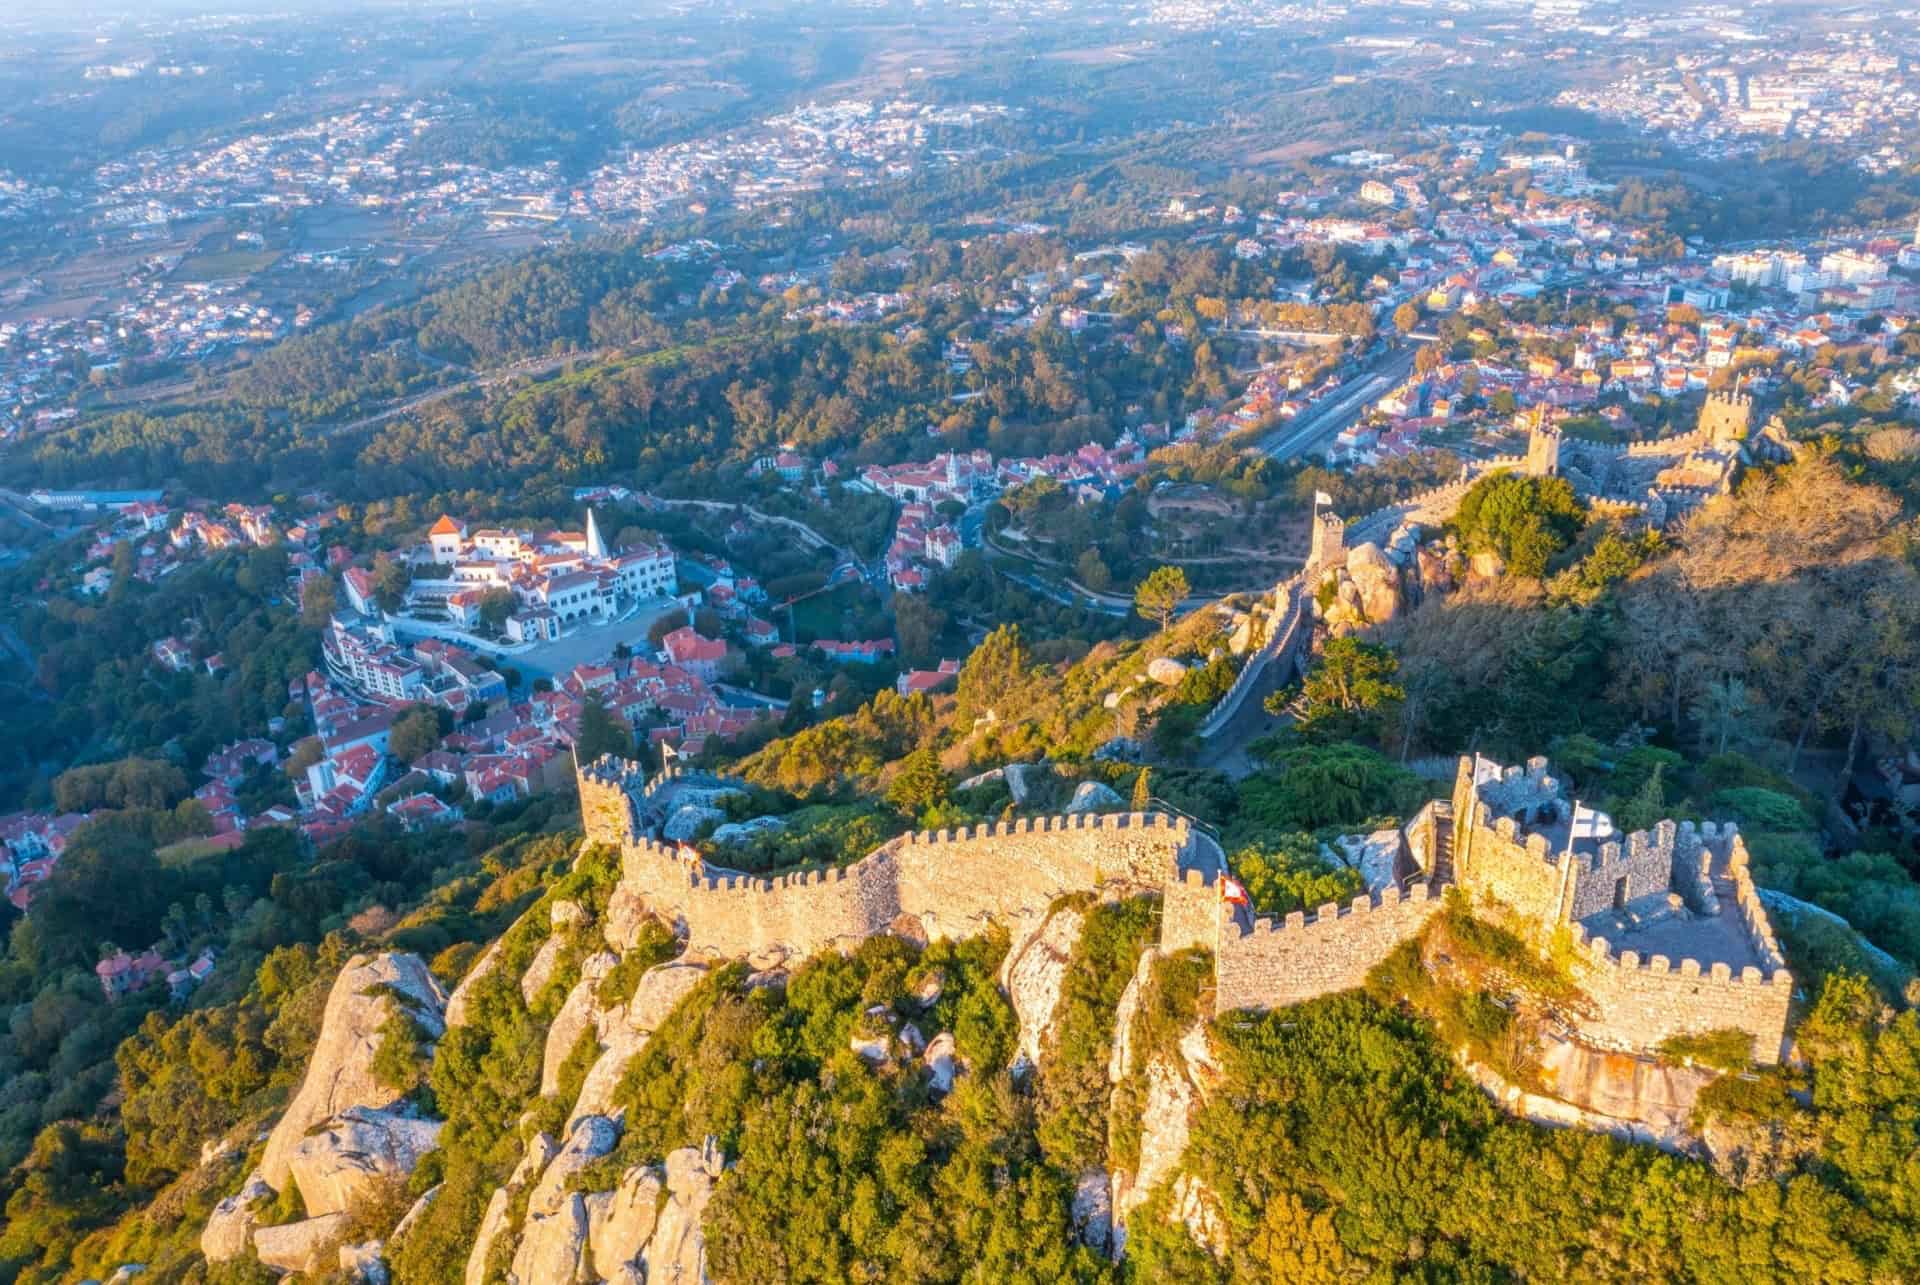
201, 1170, 273, 1263
260, 952, 447, 1193
649, 1141, 724, 1283
465, 1131, 559, 1285
542, 951, 620, 1095
1065, 781, 1123, 815
253, 1213, 351, 1274
443, 937, 503, 1028
1073, 1168, 1114, 1254
1006, 905, 1086, 1074
1532, 1038, 1714, 1148
1321, 541, 1404, 634
512, 1194, 591, 1285
570, 960, 708, 1127
1146, 657, 1188, 686
464, 1188, 514, 1285
287, 1107, 444, 1216
923, 1032, 958, 1096
663, 803, 724, 842
1003, 762, 1045, 805
528, 1117, 621, 1220
587, 1166, 663, 1284
521, 934, 569, 1007
339, 1240, 389, 1284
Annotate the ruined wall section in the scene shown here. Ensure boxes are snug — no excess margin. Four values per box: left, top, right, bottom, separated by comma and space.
603, 786, 1198, 961
1566, 924, 1793, 1066
1212, 881, 1444, 1014
1564, 820, 1681, 921
1455, 807, 1567, 927
1160, 868, 1222, 955
1723, 832, 1787, 975
889, 814, 1193, 943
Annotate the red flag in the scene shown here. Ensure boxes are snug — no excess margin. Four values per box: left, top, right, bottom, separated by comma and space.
1221, 876, 1250, 906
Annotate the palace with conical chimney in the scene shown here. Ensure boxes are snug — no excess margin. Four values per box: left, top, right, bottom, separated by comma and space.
339, 508, 677, 644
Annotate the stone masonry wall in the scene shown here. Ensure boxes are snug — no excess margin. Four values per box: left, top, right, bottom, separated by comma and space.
1565, 923, 1793, 1066
1565, 820, 1680, 921
1160, 869, 1221, 955
610, 801, 1199, 962
1212, 878, 1445, 1014
1455, 807, 1566, 926
585, 755, 1793, 1068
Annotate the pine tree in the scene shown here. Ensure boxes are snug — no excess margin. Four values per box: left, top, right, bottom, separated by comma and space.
1131, 767, 1153, 812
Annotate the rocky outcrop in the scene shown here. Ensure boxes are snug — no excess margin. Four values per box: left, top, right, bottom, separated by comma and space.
1320, 540, 1403, 634
443, 938, 503, 1029
923, 1032, 958, 1096
464, 1131, 559, 1285
512, 1194, 591, 1285
648, 1140, 724, 1283
1066, 781, 1124, 814
587, 1166, 664, 1284
464, 1188, 514, 1285
542, 951, 620, 1096
505, 1136, 720, 1285
1073, 1168, 1114, 1254
569, 959, 708, 1128
201, 1170, 273, 1263
521, 934, 569, 1007
663, 804, 725, 842
1005, 906, 1086, 1074
528, 1117, 621, 1219
259, 952, 447, 1192
1110, 1009, 1220, 1258
339, 1239, 389, 1284
1167, 1173, 1229, 1258
253, 1213, 351, 1274
287, 1107, 443, 1216
389, 1184, 439, 1250
1146, 657, 1188, 686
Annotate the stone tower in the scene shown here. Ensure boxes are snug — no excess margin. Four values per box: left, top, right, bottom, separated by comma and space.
577, 753, 643, 847
1698, 391, 1753, 447
1524, 423, 1562, 478
1310, 511, 1347, 568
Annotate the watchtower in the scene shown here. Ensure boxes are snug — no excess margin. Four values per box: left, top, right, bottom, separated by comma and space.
1698, 391, 1753, 447
1525, 423, 1562, 478
1310, 511, 1347, 568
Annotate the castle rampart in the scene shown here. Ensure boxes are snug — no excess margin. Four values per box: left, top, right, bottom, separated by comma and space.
586, 755, 1215, 961
1565, 922, 1792, 1065
582, 750, 1794, 1069
1213, 878, 1445, 1013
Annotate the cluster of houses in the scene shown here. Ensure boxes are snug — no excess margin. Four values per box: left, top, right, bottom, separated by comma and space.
0, 810, 90, 911
847, 434, 1166, 591
95, 944, 216, 1003
69, 490, 349, 609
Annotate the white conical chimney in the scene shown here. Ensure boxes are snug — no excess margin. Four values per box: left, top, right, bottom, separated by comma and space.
585, 507, 608, 560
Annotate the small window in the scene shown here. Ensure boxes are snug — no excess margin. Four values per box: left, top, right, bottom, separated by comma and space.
1612, 876, 1629, 910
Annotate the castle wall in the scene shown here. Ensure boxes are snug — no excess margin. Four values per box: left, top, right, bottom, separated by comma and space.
1456, 806, 1566, 925
584, 754, 1796, 1074
1213, 881, 1444, 1014
610, 803, 1199, 961
1565, 820, 1679, 921
1566, 925, 1793, 1066
889, 814, 1192, 942
1160, 869, 1221, 955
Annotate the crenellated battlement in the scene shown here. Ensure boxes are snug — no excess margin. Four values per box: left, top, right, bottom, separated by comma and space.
1231, 879, 1435, 941
1568, 919, 1789, 990
584, 749, 1795, 1066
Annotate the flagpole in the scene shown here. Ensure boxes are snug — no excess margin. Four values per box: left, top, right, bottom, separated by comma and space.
1551, 800, 1580, 926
